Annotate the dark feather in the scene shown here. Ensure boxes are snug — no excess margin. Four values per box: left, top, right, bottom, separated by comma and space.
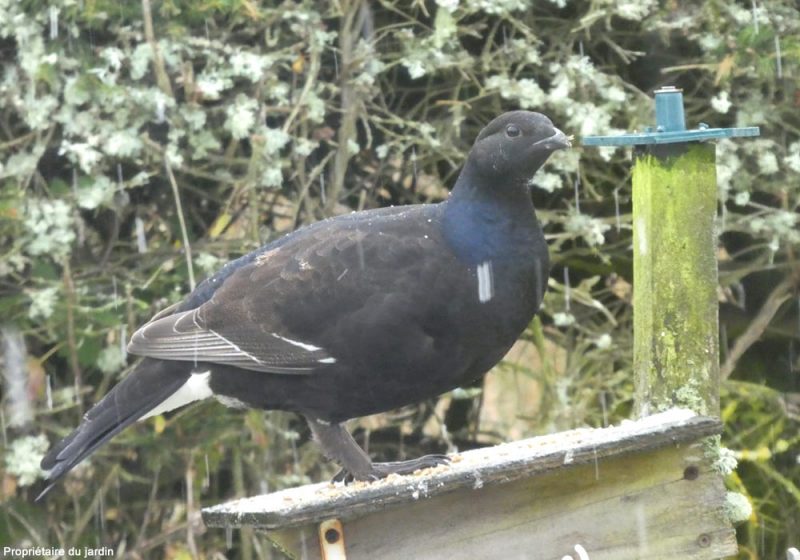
37, 359, 191, 500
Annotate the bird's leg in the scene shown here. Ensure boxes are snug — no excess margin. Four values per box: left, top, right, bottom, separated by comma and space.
306, 417, 449, 483
307, 417, 374, 479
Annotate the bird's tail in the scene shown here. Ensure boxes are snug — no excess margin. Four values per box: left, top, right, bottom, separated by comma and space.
37, 358, 194, 500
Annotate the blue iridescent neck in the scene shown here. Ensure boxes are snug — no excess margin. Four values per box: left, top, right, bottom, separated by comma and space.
441, 160, 540, 264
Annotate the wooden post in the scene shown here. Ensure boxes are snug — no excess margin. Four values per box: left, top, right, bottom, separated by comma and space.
584, 85, 758, 417
632, 143, 719, 417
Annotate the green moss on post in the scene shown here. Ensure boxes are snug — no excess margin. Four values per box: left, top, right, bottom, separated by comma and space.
632, 143, 719, 416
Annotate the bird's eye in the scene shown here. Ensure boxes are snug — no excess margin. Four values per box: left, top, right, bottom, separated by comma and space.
506, 124, 521, 138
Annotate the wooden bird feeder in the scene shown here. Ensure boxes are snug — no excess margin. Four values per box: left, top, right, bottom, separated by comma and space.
201, 88, 759, 559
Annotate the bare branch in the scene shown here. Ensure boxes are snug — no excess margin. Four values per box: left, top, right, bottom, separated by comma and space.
721, 278, 793, 379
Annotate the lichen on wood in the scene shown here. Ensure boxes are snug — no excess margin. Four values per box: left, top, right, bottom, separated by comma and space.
632, 143, 719, 417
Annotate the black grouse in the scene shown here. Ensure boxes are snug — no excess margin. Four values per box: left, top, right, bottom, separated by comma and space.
39, 111, 569, 498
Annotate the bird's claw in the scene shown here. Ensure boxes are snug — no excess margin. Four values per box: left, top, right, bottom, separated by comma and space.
332, 453, 451, 484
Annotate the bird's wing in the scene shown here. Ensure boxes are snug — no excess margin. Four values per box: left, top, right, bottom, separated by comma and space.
128, 206, 443, 374
127, 305, 332, 373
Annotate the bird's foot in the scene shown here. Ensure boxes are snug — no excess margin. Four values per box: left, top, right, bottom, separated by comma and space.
332, 454, 450, 483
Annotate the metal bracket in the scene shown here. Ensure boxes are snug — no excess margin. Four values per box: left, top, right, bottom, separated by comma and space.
319, 518, 346, 560
582, 86, 760, 146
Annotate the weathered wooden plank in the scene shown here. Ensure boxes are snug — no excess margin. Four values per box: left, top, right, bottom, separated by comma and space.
203, 409, 720, 531
258, 444, 735, 560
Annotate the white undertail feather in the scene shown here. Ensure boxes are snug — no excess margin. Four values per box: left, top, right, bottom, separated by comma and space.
140, 371, 212, 420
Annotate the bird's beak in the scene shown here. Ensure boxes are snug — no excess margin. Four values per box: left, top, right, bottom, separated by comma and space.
534, 128, 572, 151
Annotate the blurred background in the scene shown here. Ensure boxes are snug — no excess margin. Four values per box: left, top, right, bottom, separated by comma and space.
0, 0, 798, 558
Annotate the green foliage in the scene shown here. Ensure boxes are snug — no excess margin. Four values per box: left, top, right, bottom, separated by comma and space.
1, 0, 798, 558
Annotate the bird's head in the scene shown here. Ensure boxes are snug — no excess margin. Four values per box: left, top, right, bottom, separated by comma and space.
468, 111, 570, 184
